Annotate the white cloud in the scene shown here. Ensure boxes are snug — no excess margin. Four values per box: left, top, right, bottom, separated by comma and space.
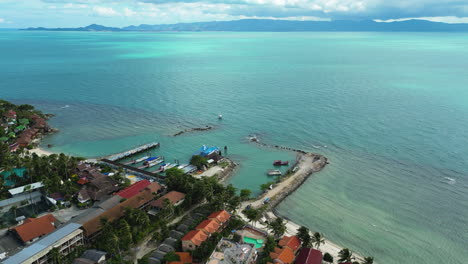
0, 18, 5, 23
124, 7, 137, 17
375, 16, 468, 24
93, 6, 119, 16
64, 3, 88, 9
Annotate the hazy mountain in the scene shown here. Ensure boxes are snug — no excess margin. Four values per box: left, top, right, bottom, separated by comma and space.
24, 19, 468, 32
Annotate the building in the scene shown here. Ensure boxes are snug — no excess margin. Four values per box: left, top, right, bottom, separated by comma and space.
278, 235, 301, 252
8, 181, 44, 197
207, 239, 258, 264
181, 229, 208, 251
151, 191, 186, 209
0, 191, 42, 213
196, 219, 221, 234
269, 246, 295, 264
4, 223, 85, 264
167, 252, 193, 264
74, 182, 160, 238
73, 249, 107, 264
3, 110, 17, 121
295, 248, 323, 264
16, 128, 39, 147
208, 210, 231, 226
12, 214, 57, 244
115, 179, 161, 199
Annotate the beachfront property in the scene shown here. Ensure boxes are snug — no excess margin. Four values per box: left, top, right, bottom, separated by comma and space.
294, 248, 323, 264
4, 223, 85, 264
181, 210, 231, 252
8, 182, 44, 197
11, 214, 57, 244
206, 238, 258, 264
269, 235, 301, 264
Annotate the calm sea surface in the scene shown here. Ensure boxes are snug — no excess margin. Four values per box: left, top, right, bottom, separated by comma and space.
1, 31, 467, 263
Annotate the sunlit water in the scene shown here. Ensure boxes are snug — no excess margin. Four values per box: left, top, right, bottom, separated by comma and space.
1, 31, 467, 264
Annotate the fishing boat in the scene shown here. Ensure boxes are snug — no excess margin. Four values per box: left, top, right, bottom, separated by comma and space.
267, 169, 282, 176
273, 160, 289, 166
143, 156, 160, 166
177, 164, 189, 169
135, 156, 150, 163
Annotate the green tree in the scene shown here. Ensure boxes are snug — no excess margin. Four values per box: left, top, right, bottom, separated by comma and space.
49, 247, 62, 264
267, 217, 287, 238
189, 155, 208, 170
239, 189, 251, 201
338, 248, 353, 263
296, 226, 312, 247
323, 252, 333, 263
312, 232, 325, 249
163, 252, 180, 262
363, 256, 374, 264
242, 207, 262, 227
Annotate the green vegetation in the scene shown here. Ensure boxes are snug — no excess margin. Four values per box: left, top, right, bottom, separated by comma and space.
338, 248, 353, 263
312, 232, 325, 249
296, 226, 312, 248
267, 217, 287, 238
257, 236, 276, 264
323, 252, 333, 263
189, 155, 208, 170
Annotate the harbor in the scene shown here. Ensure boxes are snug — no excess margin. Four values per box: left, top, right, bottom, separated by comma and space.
104, 142, 160, 161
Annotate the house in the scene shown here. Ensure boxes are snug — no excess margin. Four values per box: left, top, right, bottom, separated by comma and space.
167, 252, 192, 264
77, 173, 119, 203
207, 239, 258, 264
151, 191, 186, 209
12, 214, 57, 244
73, 249, 107, 264
208, 210, 231, 226
270, 246, 295, 264
16, 128, 39, 147
278, 235, 301, 252
0, 191, 42, 213
181, 229, 208, 252
3, 110, 17, 121
196, 219, 221, 234
4, 223, 85, 264
115, 179, 161, 199
295, 248, 323, 264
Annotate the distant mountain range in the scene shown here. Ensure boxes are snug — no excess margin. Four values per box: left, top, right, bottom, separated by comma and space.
24, 19, 468, 32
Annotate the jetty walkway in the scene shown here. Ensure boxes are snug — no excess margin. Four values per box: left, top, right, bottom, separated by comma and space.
105, 142, 160, 161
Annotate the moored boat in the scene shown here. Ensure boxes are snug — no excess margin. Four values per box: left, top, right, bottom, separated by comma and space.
273, 160, 289, 166
267, 169, 282, 176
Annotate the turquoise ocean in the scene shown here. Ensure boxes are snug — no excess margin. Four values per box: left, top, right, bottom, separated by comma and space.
0, 31, 467, 263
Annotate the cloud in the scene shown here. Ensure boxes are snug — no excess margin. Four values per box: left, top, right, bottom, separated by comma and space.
0, 18, 5, 23
93, 6, 120, 16
63, 3, 88, 9
375, 16, 468, 24
124, 7, 137, 17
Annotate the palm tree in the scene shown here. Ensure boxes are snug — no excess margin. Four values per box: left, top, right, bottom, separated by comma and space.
296, 226, 312, 247
312, 232, 325, 249
338, 248, 353, 263
267, 217, 287, 238
363, 256, 374, 264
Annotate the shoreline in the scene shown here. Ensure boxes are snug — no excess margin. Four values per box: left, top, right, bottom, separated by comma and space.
240, 150, 365, 263
28, 146, 54, 156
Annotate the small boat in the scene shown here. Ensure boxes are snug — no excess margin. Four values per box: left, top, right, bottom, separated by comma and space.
134, 156, 150, 164
273, 160, 289, 166
267, 169, 282, 176
218, 114, 223, 120
177, 164, 188, 169
143, 156, 160, 165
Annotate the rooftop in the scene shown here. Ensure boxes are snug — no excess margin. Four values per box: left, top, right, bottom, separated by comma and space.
207, 239, 256, 264
181, 229, 208, 246
13, 214, 56, 243
278, 235, 301, 252
270, 247, 295, 264
8, 181, 44, 196
196, 219, 221, 234
115, 179, 152, 199
208, 210, 231, 224
295, 248, 323, 264
4, 223, 83, 264
167, 252, 193, 264
151, 191, 185, 208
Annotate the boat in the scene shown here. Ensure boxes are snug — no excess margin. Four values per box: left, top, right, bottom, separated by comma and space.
177, 164, 188, 169
273, 160, 289, 166
134, 156, 150, 163
218, 114, 223, 120
267, 169, 282, 176
143, 156, 160, 165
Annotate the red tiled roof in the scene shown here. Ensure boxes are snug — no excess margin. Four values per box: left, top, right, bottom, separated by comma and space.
195, 219, 220, 234
115, 180, 151, 198
270, 247, 295, 264
295, 248, 322, 264
278, 235, 301, 252
181, 230, 208, 246
168, 252, 193, 264
77, 178, 89, 185
207, 210, 231, 224
4, 110, 16, 118
151, 191, 185, 208
13, 214, 56, 243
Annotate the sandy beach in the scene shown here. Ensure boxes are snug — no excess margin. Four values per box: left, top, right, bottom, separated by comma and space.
28, 147, 53, 156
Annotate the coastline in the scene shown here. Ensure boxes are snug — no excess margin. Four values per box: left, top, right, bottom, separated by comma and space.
28, 146, 54, 156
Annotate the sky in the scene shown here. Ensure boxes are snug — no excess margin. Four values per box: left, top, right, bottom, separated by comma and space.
1, 0, 468, 28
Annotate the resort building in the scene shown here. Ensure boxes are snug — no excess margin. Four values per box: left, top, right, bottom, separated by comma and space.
73, 249, 107, 264
73, 182, 160, 238
114, 179, 161, 199
4, 223, 85, 264
8, 181, 44, 197
277, 235, 301, 252
196, 219, 221, 234
12, 214, 57, 244
207, 239, 258, 264
295, 248, 323, 264
181, 229, 209, 251
77, 171, 119, 203
0, 191, 42, 213
208, 210, 231, 226
269, 246, 295, 264
151, 191, 186, 209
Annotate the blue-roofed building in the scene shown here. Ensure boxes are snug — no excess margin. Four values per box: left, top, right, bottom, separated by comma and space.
194, 145, 220, 157
3, 223, 84, 264
1, 167, 27, 187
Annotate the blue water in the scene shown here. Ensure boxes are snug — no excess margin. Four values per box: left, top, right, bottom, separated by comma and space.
1, 31, 467, 264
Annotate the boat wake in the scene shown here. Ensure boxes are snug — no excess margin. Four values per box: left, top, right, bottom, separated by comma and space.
60, 105, 70, 109
444, 177, 456, 185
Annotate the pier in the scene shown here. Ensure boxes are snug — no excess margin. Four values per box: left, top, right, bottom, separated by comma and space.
101, 158, 163, 182
105, 142, 160, 161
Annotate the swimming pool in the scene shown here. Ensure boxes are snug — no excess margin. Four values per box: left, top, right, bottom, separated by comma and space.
243, 236, 264, 248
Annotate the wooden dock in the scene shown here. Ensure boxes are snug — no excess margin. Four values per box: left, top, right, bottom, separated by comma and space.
105, 142, 160, 162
